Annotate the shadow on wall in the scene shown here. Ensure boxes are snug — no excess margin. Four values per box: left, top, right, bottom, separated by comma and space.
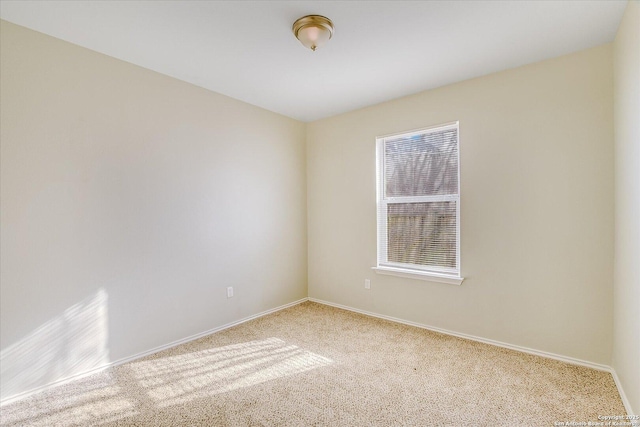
0, 337, 333, 426
0, 289, 110, 401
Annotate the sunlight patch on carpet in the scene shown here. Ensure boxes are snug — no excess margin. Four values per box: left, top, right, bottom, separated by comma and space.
128, 337, 333, 407
0, 373, 137, 427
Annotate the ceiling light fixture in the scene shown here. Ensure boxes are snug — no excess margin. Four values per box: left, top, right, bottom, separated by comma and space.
292, 15, 334, 51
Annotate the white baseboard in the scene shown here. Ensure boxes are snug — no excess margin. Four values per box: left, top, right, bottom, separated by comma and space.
0, 297, 309, 406
610, 369, 635, 416
309, 297, 635, 415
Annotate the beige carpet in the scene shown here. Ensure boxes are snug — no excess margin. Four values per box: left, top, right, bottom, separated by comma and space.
0, 301, 626, 426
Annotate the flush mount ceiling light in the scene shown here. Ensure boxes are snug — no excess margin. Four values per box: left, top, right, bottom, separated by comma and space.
292, 15, 334, 51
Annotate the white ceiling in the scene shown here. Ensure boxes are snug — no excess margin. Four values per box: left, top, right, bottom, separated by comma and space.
0, 1, 628, 122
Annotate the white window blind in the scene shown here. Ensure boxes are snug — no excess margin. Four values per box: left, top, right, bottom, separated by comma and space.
376, 122, 460, 278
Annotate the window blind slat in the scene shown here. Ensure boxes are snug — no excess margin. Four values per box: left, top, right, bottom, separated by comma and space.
386, 201, 457, 269
384, 128, 458, 198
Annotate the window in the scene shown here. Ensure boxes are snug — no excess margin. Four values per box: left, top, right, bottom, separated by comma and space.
374, 122, 462, 285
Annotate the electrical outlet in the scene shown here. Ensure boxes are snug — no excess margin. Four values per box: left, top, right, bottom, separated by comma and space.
227, 287, 234, 298
364, 279, 371, 289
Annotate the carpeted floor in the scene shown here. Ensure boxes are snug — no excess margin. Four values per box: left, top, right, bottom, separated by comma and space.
0, 301, 626, 426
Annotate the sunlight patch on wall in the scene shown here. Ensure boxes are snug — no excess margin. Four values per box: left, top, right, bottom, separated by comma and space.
0, 289, 109, 401
128, 337, 333, 408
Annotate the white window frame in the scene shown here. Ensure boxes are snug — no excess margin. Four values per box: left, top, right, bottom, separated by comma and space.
373, 122, 463, 285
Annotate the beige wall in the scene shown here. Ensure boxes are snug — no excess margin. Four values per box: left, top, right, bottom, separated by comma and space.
0, 21, 307, 400
613, 0, 640, 415
307, 45, 614, 365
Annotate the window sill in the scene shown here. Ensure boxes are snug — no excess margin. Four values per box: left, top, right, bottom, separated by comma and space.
372, 266, 464, 285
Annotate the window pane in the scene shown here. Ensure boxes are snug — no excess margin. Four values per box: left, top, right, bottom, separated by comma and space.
387, 201, 457, 269
385, 128, 458, 197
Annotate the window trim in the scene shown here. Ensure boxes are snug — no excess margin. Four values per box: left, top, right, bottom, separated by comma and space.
375, 121, 463, 285
372, 266, 464, 285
